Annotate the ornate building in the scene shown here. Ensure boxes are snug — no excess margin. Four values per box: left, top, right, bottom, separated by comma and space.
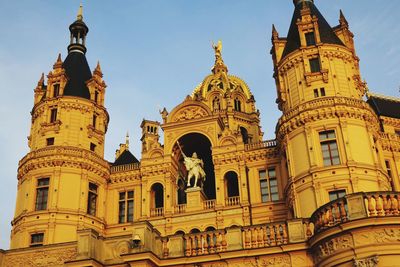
1, 0, 400, 266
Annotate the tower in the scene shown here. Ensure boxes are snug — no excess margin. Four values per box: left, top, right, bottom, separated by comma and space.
11, 5, 109, 248
271, 0, 388, 217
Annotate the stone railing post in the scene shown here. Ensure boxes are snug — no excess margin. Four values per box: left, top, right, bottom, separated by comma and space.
287, 219, 306, 243
76, 228, 100, 261
167, 235, 184, 257
346, 193, 367, 220
226, 226, 243, 250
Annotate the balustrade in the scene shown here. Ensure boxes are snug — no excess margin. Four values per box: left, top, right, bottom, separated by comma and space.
242, 223, 288, 248
226, 196, 240, 206
203, 200, 216, 210
184, 230, 227, 256
245, 139, 277, 151
311, 192, 400, 233
174, 204, 186, 214
150, 207, 164, 217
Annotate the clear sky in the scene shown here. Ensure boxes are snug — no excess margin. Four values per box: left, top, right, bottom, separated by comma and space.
0, 0, 399, 249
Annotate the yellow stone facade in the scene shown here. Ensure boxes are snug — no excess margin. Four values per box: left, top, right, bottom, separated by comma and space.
1, 1, 400, 266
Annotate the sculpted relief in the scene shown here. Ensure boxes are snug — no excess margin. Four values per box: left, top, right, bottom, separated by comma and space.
172, 106, 209, 122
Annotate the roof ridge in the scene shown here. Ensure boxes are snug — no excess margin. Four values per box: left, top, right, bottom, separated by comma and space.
369, 92, 400, 102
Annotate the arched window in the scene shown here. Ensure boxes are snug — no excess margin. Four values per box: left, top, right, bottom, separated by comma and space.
240, 127, 249, 144
151, 183, 164, 216
225, 171, 239, 198
212, 96, 220, 110
234, 97, 242, 112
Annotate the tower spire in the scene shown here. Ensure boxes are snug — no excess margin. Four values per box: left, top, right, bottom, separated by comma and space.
68, 4, 89, 54
77, 3, 83, 21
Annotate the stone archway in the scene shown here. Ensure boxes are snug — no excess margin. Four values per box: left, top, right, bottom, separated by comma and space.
175, 133, 216, 200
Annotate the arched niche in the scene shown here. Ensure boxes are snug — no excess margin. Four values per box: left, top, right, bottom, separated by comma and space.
174, 133, 216, 200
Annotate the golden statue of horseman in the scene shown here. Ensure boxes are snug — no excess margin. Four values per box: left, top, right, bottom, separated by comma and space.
177, 142, 206, 188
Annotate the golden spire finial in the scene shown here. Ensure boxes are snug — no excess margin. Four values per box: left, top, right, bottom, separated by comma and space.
77, 3, 83, 21
211, 40, 228, 74
125, 132, 130, 149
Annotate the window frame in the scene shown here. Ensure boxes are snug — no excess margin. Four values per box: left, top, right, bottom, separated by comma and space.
87, 182, 98, 216
305, 32, 316, 46
50, 108, 58, 123
259, 167, 279, 203
35, 177, 50, 211
319, 130, 341, 166
309, 57, 321, 73
53, 83, 60, 98
30, 233, 44, 247
46, 137, 55, 146
118, 190, 134, 223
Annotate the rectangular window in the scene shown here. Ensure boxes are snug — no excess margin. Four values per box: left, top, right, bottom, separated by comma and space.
30, 233, 44, 247
87, 183, 98, 216
50, 108, 57, 123
305, 32, 316, 46
90, 143, 96, 152
35, 178, 49, 211
53, 84, 60, 97
314, 89, 319, 98
309, 57, 321, 73
94, 91, 99, 103
259, 168, 279, 202
46, 137, 54, 146
319, 130, 340, 166
119, 190, 134, 223
329, 189, 346, 201
320, 87, 326, 96
92, 114, 97, 128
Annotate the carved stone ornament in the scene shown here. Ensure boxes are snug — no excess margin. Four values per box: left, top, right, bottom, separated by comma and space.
4, 247, 77, 267
353, 255, 379, 267
173, 106, 208, 122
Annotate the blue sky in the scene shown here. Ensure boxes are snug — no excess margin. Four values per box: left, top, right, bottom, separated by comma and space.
0, 0, 399, 248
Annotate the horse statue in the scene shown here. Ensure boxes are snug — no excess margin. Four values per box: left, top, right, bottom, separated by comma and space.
177, 142, 206, 188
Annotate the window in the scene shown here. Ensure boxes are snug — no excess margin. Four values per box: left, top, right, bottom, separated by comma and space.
87, 183, 98, 216
94, 91, 99, 103
212, 96, 220, 110
314, 89, 319, 98
50, 108, 57, 123
119, 190, 134, 223
329, 189, 346, 201
309, 57, 321, 73
395, 130, 400, 136
259, 168, 279, 202
46, 137, 54, 146
314, 88, 326, 98
305, 32, 316, 46
92, 114, 97, 128
234, 98, 242, 112
319, 130, 340, 166
30, 233, 44, 247
35, 178, 49, 211
53, 84, 60, 97
90, 143, 96, 152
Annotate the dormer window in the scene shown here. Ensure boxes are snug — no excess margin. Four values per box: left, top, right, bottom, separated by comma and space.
53, 84, 60, 97
309, 57, 321, 73
234, 98, 242, 112
94, 91, 99, 103
305, 32, 316, 46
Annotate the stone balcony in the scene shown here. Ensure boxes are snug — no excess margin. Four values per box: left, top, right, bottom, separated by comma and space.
308, 191, 400, 266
